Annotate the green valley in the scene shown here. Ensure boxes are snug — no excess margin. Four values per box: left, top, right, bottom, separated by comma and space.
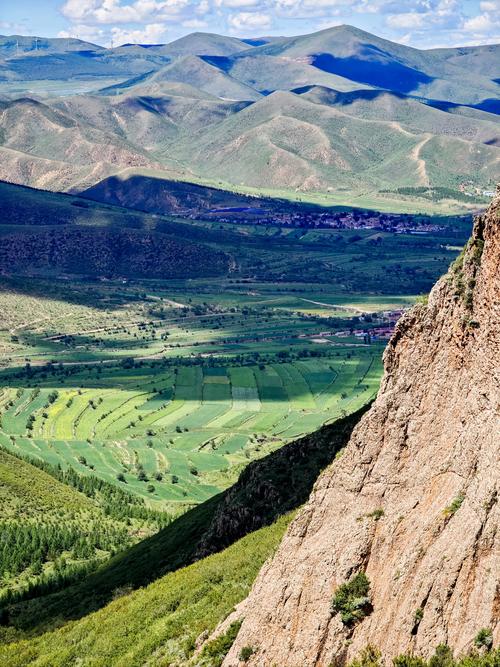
0, 20, 497, 666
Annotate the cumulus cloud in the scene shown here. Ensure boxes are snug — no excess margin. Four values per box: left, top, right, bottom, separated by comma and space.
0, 20, 28, 32
463, 1, 500, 34
58, 20, 168, 45
228, 11, 272, 32
181, 18, 209, 28
60, 0, 188, 25
110, 22, 168, 44
479, 0, 499, 10
215, 0, 261, 8
386, 13, 425, 28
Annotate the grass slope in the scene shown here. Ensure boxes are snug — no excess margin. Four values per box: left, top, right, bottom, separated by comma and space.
0, 513, 292, 666
237, 25, 500, 105
0, 447, 164, 618
1, 26, 498, 209
172, 89, 499, 194
0, 447, 94, 516
159, 32, 251, 57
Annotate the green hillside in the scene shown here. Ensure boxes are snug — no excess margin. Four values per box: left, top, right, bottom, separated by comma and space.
0, 25, 497, 210
0, 407, 362, 637
238, 25, 500, 105
171, 89, 499, 195
0, 447, 95, 516
133, 56, 262, 101
0, 447, 165, 616
0, 513, 292, 666
0, 181, 230, 279
0, 24, 496, 666
158, 32, 251, 57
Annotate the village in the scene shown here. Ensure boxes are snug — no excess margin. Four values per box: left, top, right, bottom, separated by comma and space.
191, 206, 461, 234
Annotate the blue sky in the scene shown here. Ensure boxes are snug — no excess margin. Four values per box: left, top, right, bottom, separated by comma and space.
1, 0, 499, 49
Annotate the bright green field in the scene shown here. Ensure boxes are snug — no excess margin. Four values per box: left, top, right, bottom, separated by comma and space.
0, 195, 464, 509
0, 351, 381, 506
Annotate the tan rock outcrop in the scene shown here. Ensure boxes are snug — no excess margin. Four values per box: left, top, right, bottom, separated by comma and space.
224, 189, 500, 666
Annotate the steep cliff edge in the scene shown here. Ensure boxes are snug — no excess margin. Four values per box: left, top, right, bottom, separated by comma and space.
224, 190, 500, 666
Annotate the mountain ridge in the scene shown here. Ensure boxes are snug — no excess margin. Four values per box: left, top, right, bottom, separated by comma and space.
0, 25, 498, 212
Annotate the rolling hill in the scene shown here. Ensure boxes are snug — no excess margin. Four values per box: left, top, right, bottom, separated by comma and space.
156, 32, 251, 57
0, 445, 166, 619
0, 181, 231, 279
121, 56, 262, 101
236, 25, 500, 105
0, 25, 498, 210
0, 97, 157, 190
0, 35, 103, 58
171, 89, 500, 192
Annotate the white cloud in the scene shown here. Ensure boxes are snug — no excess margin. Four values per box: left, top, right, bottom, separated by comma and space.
58, 20, 167, 45
459, 0, 499, 44
387, 13, 424, 28
464, 14, 492, 31
215, 0, 261, 7
0, 20, 28, 32
60, 0, 188, 25
479, 0, 499, 10
271, 0, 357, 19
181, 18, 209, 28
228, 11, 272, 32
111, 22, 168, 44
54, 0, 500, 49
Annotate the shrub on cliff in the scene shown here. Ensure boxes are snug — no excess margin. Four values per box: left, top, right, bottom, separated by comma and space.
331, 571, 372, 625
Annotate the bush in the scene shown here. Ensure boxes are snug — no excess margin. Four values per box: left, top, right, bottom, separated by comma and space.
429, 644, 454, 667
331, 571, 372, 626
239, 645, 255, 662
350, 646, 382, 667
443, 494, 464, 517
199, 620, 242, 667
393, 656, 426, 667
474, 628, 493, 649
413, 607, 424, 628
353, 646, 500, 667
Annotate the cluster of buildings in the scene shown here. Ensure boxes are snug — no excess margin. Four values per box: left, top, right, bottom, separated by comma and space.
196, 208, 448, 234
458, 181, 495, 198
334, 309, 406, 342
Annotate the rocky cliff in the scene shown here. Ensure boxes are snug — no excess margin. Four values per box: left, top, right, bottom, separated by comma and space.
224, 189, 500, 665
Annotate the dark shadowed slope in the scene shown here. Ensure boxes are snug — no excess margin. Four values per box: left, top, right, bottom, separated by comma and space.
0, 181, 230, 279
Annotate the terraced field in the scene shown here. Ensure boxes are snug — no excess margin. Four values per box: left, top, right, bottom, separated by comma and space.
0, 350, 381, 506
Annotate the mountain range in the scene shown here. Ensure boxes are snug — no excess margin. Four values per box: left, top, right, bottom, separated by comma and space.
0, 25, 499, 211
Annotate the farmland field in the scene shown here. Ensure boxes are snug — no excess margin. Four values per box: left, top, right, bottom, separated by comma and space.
0, 277, 391, 508
0, 353, 381, 506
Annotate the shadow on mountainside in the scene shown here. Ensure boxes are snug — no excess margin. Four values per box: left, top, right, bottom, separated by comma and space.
311, 51, 434, 93
0, 404, 369, 638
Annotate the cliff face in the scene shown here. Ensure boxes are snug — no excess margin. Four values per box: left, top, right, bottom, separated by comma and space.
224, 191, 500, 666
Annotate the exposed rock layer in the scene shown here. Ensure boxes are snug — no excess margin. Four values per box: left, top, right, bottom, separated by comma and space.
224, 190, 500, 665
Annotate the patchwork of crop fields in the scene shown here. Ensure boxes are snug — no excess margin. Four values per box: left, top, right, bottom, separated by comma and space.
0, 277, 394, 507
0, 352, 381, 506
